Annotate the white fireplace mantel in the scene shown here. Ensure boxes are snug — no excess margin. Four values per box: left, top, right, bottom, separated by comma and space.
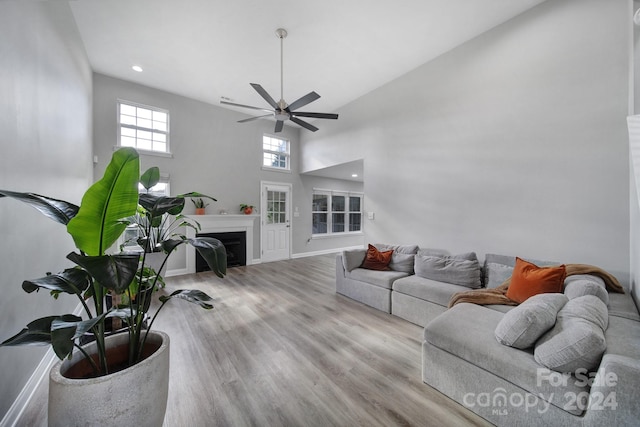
185, 214, 257, 273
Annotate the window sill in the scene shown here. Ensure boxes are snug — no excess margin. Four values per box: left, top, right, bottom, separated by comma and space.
114, 146, 173, 158
262, 166, 291, 174
311, 232, 363, 240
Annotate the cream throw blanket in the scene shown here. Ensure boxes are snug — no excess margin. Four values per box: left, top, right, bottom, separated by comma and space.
448, 264, 624, 308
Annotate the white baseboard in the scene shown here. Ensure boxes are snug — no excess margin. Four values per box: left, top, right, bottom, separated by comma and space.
291, 245, 365, 259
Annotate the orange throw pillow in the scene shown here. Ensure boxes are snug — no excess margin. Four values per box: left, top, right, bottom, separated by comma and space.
360, 244, 393, 271
506, 258, 567, 304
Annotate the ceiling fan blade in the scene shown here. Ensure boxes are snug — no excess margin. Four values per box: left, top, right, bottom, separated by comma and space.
291, 112, 339, 120
274, 120, 284, 133
287, 91, 320, 112
290, 117, 318, 132
250, 83, 279, 109
238, 114, 273, 123
221, 100, 273, 113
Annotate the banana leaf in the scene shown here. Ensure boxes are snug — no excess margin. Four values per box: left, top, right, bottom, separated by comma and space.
159, 289, 213, 310
22, 268, 91, 296
67, 252, 140, 294
67, 147, 140, 256
0, 190, 78, 225
139, 166, 160, 191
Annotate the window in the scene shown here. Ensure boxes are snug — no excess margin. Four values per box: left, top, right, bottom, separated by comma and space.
118, 101, 170, 154
263, 135, 290, 171
312, 190, 363, 236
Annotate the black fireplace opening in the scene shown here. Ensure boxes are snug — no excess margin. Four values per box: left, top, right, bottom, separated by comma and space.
196, 231, 246, 272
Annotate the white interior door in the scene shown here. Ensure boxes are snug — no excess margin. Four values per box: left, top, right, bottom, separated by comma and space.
261, 182, 291, 262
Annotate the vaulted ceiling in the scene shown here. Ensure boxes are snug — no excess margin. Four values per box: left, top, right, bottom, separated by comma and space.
69, 0, 548, 122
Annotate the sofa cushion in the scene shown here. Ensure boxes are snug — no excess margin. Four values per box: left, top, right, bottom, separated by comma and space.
608, 293, 640, 321
346, 268, 409, 289
375, 244, 419, 274
495, 293, 568, 349
534, 295, 608, 373
414, 252, 482, 289
563, 275, 608, 305
361, 244, 393, 271
342, 249, 366, 272
484, 262, 513, 288
506, 258, 566, 303
393, 275, 472, 307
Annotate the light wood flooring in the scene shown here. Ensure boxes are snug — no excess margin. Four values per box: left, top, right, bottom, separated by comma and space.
17, 254, 492, 427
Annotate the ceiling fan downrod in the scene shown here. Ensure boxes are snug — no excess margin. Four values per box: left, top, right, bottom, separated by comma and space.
276, 28, 288, 109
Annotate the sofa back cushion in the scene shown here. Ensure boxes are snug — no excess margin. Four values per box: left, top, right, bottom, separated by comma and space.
505, 258, 566, 303
414, 252, 482, 289
375, 243, 419, 274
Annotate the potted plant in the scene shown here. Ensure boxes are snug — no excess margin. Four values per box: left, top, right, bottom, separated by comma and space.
0, 148, 227, 426
191, 197, 209, 215
240, 203, 254, 215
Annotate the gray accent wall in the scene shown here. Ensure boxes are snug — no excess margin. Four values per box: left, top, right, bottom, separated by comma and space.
301, 0, 631, 283
0, 1, 93, 420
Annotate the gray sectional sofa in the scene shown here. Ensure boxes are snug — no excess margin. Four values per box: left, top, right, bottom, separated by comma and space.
335, 246, 640, 426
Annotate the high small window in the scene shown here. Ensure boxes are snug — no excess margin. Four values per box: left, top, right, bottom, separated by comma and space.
118, 101, 170, 154
312, 190, 363, 236
263, 135, 290, 171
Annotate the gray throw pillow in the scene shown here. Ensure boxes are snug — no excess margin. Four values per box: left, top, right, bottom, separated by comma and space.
564, 275, 609, 305
485, 262, 514, 289
414, 252, 482, 289
374, 244, 418, 273
495, 293, 568, 349
534, 295, 608, 373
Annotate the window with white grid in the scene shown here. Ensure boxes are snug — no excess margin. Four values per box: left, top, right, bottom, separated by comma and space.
118, 101, 170, 154
262, 134, 290, 171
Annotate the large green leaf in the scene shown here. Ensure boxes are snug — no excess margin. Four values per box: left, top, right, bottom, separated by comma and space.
0, 314, 82, 359
0, 190, 78, 225
22, 268, 91, 296
50, 315, 83, 359
139, 166, 160, 191
188, 237, 227, 278
139, 194, 185, 218
67, 252, 140, 294
67, 148, 140, 256
159, 289, 214, 310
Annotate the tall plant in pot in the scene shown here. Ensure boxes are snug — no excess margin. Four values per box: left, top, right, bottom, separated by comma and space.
0, 148, 227, 426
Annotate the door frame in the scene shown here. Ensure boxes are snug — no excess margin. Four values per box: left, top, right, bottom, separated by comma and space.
260, 181, 293, 262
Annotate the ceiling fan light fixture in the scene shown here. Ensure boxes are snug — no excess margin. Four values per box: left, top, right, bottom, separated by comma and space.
220, 27, 338, 132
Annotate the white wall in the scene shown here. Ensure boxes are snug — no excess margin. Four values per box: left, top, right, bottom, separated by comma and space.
0, 1, 93, 420
301, 0, 631, 282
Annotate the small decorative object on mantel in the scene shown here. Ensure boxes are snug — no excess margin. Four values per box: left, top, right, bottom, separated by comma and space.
240, 204, 254, 215
192, 197, 209, 215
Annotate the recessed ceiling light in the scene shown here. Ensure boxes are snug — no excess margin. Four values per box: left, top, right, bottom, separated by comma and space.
132, 65, 143, 72
352, 174, 358, 178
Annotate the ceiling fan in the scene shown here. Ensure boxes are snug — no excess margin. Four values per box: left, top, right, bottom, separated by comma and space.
221, 28, 338, 133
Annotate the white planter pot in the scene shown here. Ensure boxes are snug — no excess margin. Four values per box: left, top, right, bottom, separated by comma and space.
48, 330, 170, 427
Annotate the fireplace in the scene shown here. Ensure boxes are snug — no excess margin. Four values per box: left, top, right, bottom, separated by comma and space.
184, 214, 256, 275
196, 231, 246, 271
